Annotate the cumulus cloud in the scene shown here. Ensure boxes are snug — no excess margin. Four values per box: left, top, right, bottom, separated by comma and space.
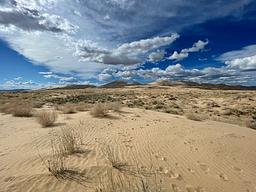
98, 73, 112, 81
97, 62, 256, 86
169, 40, 208, 61
169, 51, 189, 61
218, 45, 256, 71
225, 55, 256, 71
181, 40, 209, 53
148, 50, 165, 62
0, 78, 40, 90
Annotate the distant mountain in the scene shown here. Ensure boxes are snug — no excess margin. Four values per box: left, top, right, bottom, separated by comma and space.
50, 84, 96, 90
101, 80, 141, 88
182, 81, 256, 90
101, 80, 128, 88
0, 89, 30, 93
148, 80, 256, 90
151, 80, 185, 86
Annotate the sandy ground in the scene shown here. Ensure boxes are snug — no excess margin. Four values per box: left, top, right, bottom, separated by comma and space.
0, 108, 256, 192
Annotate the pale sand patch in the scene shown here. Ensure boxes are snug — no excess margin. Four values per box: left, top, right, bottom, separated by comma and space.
0, 108, 256, 192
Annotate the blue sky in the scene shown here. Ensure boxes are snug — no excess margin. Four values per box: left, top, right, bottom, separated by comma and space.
0, 0, 256, 89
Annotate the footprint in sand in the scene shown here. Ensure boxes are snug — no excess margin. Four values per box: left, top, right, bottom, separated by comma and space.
218, 173, 229, 182
187, 168, 195, 174
232, 166, 242, 172
170, 171, 182, 180
163, 169, 182, 180
197, 162, 210, 173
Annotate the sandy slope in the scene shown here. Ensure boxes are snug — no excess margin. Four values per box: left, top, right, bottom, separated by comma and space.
0, 108, 256, 192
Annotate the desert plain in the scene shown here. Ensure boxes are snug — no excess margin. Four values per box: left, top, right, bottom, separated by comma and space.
0, 82, 256, 192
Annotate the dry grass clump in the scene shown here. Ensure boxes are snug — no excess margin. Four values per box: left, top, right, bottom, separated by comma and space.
95, 168, 163, 192
58, 103, 77, 114
76, 102, 92, 112
108, 102, 122, 112
39, 139, 67, 178
11, 103, 33, 117
58, 126, 81, 155
185, 112, 206, 121
0, 101, 33, 117
90, 103, 109, 117
0, 102, 14, 114
36, 110, 58, 127
102, 145, 128, 171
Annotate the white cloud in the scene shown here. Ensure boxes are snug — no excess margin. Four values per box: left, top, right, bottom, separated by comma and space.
14, 77, 23, 80
76, 34, 179, 66
0, 4, 78, 33
181, 40, 209, 53
148, 50, 165, 62
97, 62, 256, 86
104, 14, 111, 20
218, 45, 256, 71
116, 34, 179, 55
218, 44, 256, 61
98, 73, 112, 81
39, 72, 77, 83
0, 78, 40, 90
169, 40, 208, 61
169, 51, 189, 61
39, 71, 53, 75
225, 55, 256, 71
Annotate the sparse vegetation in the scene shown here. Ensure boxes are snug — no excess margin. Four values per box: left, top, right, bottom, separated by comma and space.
95, 167, 163, 192
36, 110, 58, 127
58, 126, 81, 155
58, 103, 77, 114
102, 145, 128, 171
11, 103, 33, 117
185, 112, 206, 121
246, 118, 256, 130
75, 102, 92, 112
39, 139, 67, 178
90, 103, 109, 117
108, 102, 122, 112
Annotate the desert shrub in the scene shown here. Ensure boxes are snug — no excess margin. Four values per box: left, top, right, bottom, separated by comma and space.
58, 103, 77, 114
108, 102, 122, 112
0, 102, 14, 114
90, 103, 109, 117
185, 112, 206, 121
246, 118, 256, 130
36, 110, 58, 127
32, 101, 45, 108
76, 103, 92, 112
164, 108, 179, 114
12, 103, 33, 117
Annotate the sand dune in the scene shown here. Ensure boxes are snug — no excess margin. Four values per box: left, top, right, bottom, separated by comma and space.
0, 108, 256, 192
